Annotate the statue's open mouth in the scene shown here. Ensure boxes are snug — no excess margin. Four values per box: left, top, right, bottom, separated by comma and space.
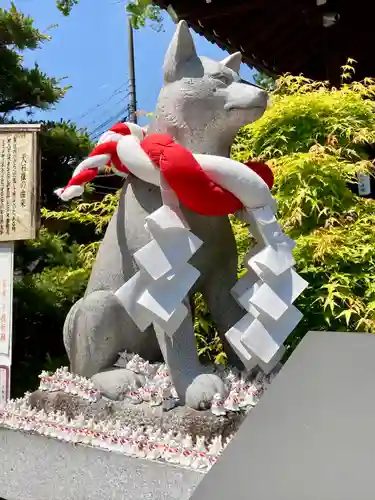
225, 104, 267, 112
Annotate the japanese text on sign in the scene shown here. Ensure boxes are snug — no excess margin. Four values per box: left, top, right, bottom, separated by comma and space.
0, 128, 39, 241
0, 366, 9, 406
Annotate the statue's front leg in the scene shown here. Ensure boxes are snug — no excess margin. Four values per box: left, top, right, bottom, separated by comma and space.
153, 298, 227, 410
201, 256, 246, 370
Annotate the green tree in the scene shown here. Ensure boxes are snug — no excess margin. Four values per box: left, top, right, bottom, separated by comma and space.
38, 120, 92, 209
253, 70, 276, 91
0, 4, 95, 395
0, 3, 68, 116
11, 133, 93, 397
232, 63, 375, 358
56, 0, 163, 30
12, 230, 90, 395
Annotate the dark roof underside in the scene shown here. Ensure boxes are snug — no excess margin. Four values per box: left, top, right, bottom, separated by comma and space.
154, 0, 375, 84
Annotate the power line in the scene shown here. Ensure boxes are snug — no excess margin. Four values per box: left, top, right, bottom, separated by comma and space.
90, 114, 127, 140
72, 81, 130, 123
85, 92, 131, 129
85, 93, 131, 139
67, 79, 129, 127
89, 108, 129, 141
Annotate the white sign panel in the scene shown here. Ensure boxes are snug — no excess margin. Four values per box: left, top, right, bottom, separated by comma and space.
0, 243, 14, 406
357, 172, 371, 197
0, 243, 14, 357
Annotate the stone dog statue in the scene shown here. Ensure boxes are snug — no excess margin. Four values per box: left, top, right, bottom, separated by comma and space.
63, 21, 269, 410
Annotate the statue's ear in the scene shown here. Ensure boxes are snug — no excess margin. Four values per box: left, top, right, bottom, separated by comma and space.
221, 52, 242, 73
163, 20, 198, 83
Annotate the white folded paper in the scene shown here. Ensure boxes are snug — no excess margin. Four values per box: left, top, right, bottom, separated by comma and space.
116, 201, 202, 339
248, 244, 296, 279
266, 267, 308, 305
231, 269, 259, 303
153, 302, 188, 338
240, 305, 303, 363
225, 313, 258, 370
226, 204, 308, 371
145, 205, 189, 234
115, 271, 152, 332
137, 264, 199, 323
244, 206, 295, 250
133, 232, 202, 281
249, 282, 289, 320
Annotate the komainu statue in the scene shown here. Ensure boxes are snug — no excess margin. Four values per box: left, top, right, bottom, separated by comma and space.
56, 21, 307, 410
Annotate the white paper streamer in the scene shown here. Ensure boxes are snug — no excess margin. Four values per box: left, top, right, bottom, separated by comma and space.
225, 206, 308, 371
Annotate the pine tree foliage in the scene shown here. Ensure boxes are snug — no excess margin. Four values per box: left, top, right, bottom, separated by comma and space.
0, 3, 68, 115
0, 4, 94, 394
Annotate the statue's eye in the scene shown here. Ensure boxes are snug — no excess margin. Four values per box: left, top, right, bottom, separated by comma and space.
213, 74, 231, 85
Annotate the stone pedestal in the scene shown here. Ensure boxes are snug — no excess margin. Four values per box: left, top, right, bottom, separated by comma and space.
0, 362, 262, 500
0, 345, 277, 499
0, 428, 202, 500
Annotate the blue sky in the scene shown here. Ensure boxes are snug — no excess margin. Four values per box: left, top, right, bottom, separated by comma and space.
3, 0, 255, 135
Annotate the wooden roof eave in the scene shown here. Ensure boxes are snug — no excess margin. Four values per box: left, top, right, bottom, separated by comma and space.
158, 0, 278, 77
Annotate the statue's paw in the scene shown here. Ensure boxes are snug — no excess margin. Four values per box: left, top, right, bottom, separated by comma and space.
91, 368, 145, 401
185, 373, 228, 411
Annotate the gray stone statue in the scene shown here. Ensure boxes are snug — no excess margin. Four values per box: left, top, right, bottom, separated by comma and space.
63, 21, 268, 409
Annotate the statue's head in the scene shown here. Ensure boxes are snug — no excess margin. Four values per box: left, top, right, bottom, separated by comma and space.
154, 21, 268, 149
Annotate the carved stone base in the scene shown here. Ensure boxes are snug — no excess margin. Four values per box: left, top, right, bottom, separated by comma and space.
0, 360, 279, 475
28, 389, 247, 443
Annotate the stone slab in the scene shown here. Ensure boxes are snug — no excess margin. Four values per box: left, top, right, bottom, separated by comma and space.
191, 330, 375, 500
0, 428, 202, 500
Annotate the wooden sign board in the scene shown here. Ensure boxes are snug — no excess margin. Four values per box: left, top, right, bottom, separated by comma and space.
0, 124, 41, 406
0, 124, 41, 242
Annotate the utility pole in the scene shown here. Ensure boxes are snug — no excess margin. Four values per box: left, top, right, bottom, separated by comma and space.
127, 16, 137, 124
